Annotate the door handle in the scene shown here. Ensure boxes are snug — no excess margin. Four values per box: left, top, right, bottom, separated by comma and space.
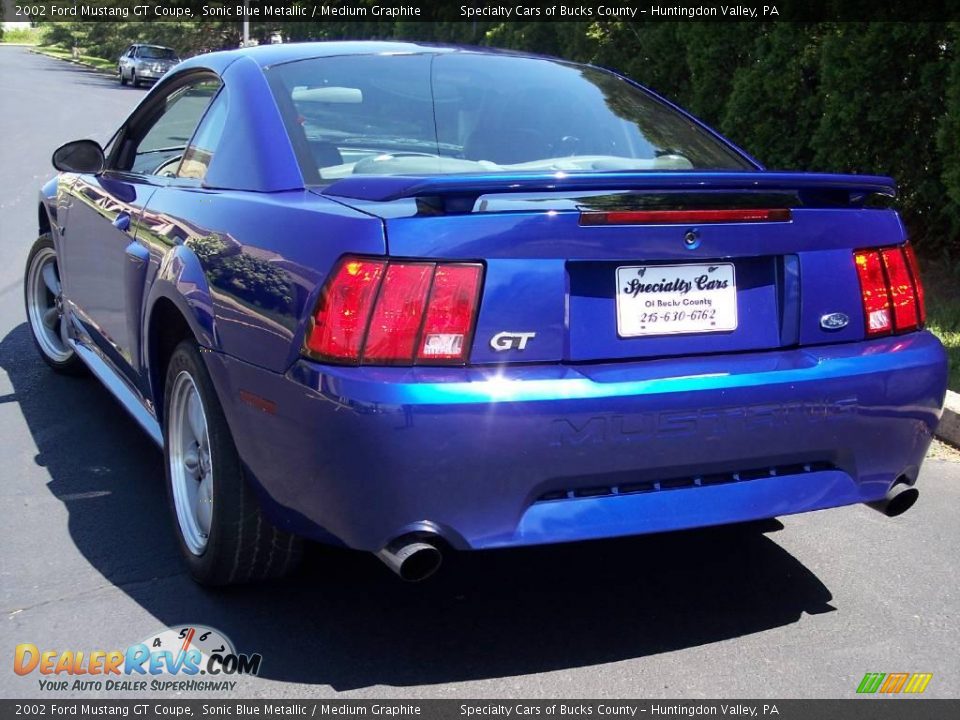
113, 213, 131, 232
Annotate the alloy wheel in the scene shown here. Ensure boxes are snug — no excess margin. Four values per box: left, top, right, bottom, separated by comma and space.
168, 370, 214, 555
25, 247, 72, 362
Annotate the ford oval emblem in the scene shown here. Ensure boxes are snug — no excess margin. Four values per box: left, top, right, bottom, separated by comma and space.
820, 312, 849, 331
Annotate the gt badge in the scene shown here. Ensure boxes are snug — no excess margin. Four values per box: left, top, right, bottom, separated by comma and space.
491, 331, 536, 351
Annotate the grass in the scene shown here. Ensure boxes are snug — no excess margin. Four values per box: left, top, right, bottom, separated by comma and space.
921, 258, 960, 393
30, 46, 116, 73
1, 27, 42, 45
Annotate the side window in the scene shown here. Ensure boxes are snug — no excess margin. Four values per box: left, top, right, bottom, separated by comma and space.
121, 80, 221, 176
177, 89, 228, 180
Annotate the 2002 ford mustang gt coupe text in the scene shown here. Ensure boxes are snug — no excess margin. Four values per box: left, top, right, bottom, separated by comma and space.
27, 42, 947, 584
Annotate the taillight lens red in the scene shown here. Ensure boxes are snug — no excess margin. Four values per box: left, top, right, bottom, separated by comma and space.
903, 243, 926, 324
416, 264, 483, 362
304, 257, 483, 365
880, 247, 919, 332
304, 259, 386, 360
854, 243, 925, 337
363, 263, 434, 363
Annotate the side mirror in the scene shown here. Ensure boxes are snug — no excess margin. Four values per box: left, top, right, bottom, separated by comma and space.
52, 140, 105, 174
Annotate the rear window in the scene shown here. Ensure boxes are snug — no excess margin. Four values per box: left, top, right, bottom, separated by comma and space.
267, 52, 754, 183
140, 47, 177, 60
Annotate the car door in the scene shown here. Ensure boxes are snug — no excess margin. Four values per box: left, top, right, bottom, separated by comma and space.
119, 46, 135, 78
60, 75, 222, 389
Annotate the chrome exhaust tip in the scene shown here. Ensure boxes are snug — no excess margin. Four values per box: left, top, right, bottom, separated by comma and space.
866, 482, 919, 518
376, 536, 442, 582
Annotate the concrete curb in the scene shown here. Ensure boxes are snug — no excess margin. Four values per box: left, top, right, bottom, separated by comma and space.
936, 390, 960, 448
28, 48, 113, 76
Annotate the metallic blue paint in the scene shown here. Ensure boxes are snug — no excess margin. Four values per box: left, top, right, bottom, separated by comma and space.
40, 42, 948, 560
205, 331, 945, 551
202, 57, 305, 193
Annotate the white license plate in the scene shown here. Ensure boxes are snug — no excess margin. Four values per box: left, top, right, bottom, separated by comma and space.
615, 263, 738, 337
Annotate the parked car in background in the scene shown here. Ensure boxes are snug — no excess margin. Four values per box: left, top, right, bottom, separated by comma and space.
118, 44, 180, 87
30, 42, 947, 586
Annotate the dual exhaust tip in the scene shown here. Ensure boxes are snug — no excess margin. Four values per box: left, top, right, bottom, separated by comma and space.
866, 481, 919, 518
377, 481, 919, 581
377, 535, 442, 582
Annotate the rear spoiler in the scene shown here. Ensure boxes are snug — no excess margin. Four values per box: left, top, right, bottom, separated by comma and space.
322, 171, 897, 203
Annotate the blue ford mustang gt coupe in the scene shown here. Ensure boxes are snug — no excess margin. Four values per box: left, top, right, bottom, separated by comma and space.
27, 42, 947, 584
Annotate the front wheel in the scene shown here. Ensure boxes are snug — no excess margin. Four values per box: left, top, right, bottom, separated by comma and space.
24, 234, 85, 375
131, 70, 140, 88
163, 340, 302, 585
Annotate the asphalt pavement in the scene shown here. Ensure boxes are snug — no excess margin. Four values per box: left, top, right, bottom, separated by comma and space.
0, 45, 958, 700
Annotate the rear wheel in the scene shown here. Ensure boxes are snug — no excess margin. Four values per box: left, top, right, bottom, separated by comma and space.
24, 234, 85, 375
163, 340, 302, 585
119, 66, 127, 85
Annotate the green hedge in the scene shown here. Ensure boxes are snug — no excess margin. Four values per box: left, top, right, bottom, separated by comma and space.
41, 20, 960, 256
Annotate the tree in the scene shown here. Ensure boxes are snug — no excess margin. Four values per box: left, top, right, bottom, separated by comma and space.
722, 23, 822, 169
938, 22, 960, 254
812, 23, 950, 248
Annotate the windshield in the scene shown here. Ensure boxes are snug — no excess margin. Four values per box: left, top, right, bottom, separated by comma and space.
268, 52, 754, 182
140, 47, 177, 60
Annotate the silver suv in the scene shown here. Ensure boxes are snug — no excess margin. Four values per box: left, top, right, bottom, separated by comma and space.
118, 44, 180, 88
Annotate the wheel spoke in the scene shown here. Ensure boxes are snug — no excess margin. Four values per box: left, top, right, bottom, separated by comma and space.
186, 391, 205, 445
42, 307, 59, 329
41, 262, 60, 295
196, 474, 213, 535
59, 314, 70, 347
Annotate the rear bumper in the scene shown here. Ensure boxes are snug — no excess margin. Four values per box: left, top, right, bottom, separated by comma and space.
205, 331, 947, 552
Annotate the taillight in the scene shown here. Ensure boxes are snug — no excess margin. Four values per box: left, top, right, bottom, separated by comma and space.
853, 243, 925, 337
362, 263, 433, 362
304, 259, 385, 360
880, 247, 919, 331
903, 243, 926, 324
416, 264, 483, 362
304, 257, 484, 365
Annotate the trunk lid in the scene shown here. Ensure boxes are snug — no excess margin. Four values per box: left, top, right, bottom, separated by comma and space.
319, 172, 901, 365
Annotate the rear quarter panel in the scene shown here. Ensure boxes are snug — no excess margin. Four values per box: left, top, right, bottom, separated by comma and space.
138, 188, 384, 372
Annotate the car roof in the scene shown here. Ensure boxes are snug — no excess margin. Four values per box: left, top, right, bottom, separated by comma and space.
178, 40, 555, 72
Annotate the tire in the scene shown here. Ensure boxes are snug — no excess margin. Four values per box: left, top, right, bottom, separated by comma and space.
119, 67, 127, 85
23, 234, 85, 375
163, 339, 302, 585
132, 71, 140, 88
